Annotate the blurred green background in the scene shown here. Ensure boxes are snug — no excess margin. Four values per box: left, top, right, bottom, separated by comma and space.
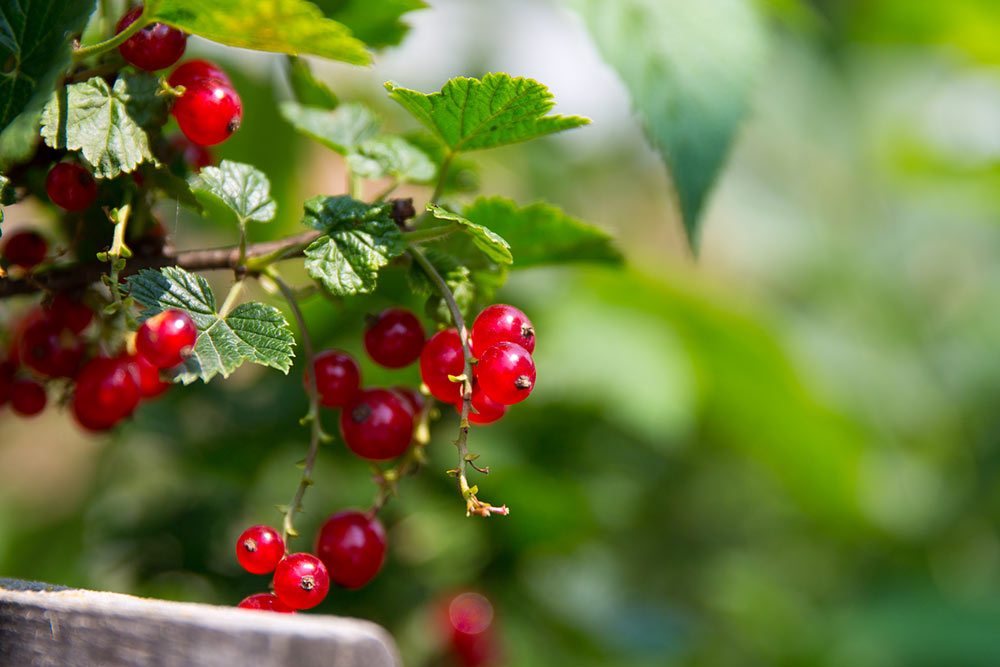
5, 0, 1000, 665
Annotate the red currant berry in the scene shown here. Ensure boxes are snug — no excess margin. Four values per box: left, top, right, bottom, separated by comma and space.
10, 379, 46, 416
45, 293, 93, 334
168, 59, 231, 90
339, 388, 414, 461
470, 304, 535, 357
3, 230, 48, 269
124, 353, 170, 399
314, 511, 386, 590
475, 342, 535, 405
171, 78, 242, 146
116, 5, 187, 71
446, 592, 499, 667
168, 134, 214, 170
46, 163, 97, 211
0, 361, 15, 405
236, 525, 285, 575
272, 553, 330, 610
391, 386, 425, 416
136, 309, 197, 369
454, 381, 507, 425
364, 308, 426, 368
419, 328, 464, 403
73, 356, 141, 431
237, 593, 295, 614
18, 317, 83, 377
306, 350, 361, 408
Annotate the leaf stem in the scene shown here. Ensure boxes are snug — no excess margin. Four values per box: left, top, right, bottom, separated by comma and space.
73, 7, 151, 62
218, 279, 244, 317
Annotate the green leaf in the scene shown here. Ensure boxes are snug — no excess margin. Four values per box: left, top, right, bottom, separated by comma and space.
300, 195, 406, 295
0, 107, 42, 172
142, 168, 202, 213
40, 74, 166, 178
127, 267, 295, 384
568, 0, 766, 249
407, 249, 476, 324
279, 101, 379, 154
189, 160, 276, 226
462, 197, 622, 268
0, 174, 11, 229
405, 132, 479, 194
384, 73, 589, 153
0, 0, 95, 134
147, 0, 370, 65
426, 204, 512, 265
311, 0, 427, 49
346, 135, 435, 183
285, 56, 338, 109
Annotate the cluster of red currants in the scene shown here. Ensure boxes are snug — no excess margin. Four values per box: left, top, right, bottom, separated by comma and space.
235, 511, 387, 612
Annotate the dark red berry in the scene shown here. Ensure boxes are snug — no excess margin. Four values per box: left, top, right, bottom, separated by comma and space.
73, 356, 141, 432
46, 163, 97, 211
306, 350, 361, 408
116, 5, 187, 71
454, 381, 507, 425
314, 511, 387, 589
10, 379, 46, 416
168, 134, 214, 170
45, 293, 93, 334
124, 353, 170, 399
364, 308, 425, 368
237, 593, 295, 614
470, 304, 535, 357
3, 230, 48, 268
419, 328, 464, 403
236, 525, 285, 575
339, 388, 414, 461
475, 342, 535, 405
136, 309, 197, 369
445, 592, 500, 667
272, 553, 330, 610
0, 361, 15, 405
171, 78, 242, 146
18, 317, 83, 377
168, 59, 231, 89
391, 386, 425, 416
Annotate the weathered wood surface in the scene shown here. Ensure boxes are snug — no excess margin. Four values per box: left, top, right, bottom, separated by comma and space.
0, 579, 401, 667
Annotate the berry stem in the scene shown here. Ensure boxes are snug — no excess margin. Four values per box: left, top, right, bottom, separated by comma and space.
407, 246, 508, 517
72, 5, 152, 62
218, 279, 244, 317
369, 395, 433, 513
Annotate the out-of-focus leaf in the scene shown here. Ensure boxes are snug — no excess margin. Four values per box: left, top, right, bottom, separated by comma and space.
347, 135, 435, 182
427, 203, 512, 265
285, 56, 338, 109
279, 101, 379, 154
310, 0, 427, 49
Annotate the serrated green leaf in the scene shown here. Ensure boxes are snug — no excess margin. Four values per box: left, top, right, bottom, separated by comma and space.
279, 101, 379, 154
127, 267, 294, 384
427, 204, 512, 265
568, 0, 765, 249
285, 56, 338, 109
385, 73, 589, 153
40, 74, 165, 178
347, 135, 435, 183
0, 0, 95, 134
462, 197, 622, 268
301, 195, 406, 295
311, 0, 426, 49
147, 0, 370, 65
189, 160, 276, 226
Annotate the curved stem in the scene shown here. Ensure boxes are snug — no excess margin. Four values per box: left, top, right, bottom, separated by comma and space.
73, 9, 151, 62
403, 223, 459, 244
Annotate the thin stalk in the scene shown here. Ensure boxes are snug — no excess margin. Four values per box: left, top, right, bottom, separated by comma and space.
218, 279, 244, 317
402, 223, 459, 244
73, 7, 151, 62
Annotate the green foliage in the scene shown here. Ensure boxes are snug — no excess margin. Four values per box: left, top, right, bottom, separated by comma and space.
279, 101, 379, 153
128, 267, 295, 384
147, 0, 370, 64
40, 74, 166, 178
426, 204, 513, 265
407, 249, 476, 322
385, 74, 589, 153
310, 0, 427, 49
285, 57, 338, 109
0, 0, 94, 133
189, 160, 277, 226
301, 195, 406, 295
569, 0, 766, 249
462, 197, 622, 268
346, 135, 435, 183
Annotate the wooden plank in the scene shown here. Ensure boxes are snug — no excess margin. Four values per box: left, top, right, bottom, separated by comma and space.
0, 579, 401, 667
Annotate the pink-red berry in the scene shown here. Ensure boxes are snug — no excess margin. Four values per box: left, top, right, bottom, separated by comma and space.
3, 230, 48, 269
454, 381, 507, 425
339, 388, 414, 461
45, 293, 93, 334
237, 593, 295, 614
72, 356, 141, 432
18, 316, 84, 378
168, 134, 214, 170
392, 386, 425, 416
167, 59, 231, 89
171, 78, 242, 146
419, 328, 464, 403
475, 342, 535, 406
124, 354, 170, 399
314, 511, 387, 589
364, 308, 425, 368
10, 379, 46, 416
46, 163, 97, 211
236, 525, 285, 575
116, 5, 187, 71
306, 350, 361, 408
470, 304, 535, 358
0, 361, 15, 406
272, 553, 330, 610
136, 309, 197, 369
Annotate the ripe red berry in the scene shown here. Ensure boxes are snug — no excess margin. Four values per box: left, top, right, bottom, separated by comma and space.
171, 78, 242, 146
124, 353, 170, 398
136, 309, 197, 369
272, 553, 330, 610
10, 379, 46, 416
18, 317, 83, 377
419, 328, 464, 403
445, 592, 500, 667
0, 361, 15, 405
46, 163, 97, 211
364, 308, 426, 368
475, 342, 535, 405
236, 525, 285, 575
116, 5, 187, 71
339, 388, 414, 461
314, 511, 387, 590
306, 350, 361, 408
168, 134, 214, 170
470, 304, 535, 358
454, 381, 507, 425
3, 230, 48, 269
168, 59, 231, 89
237, 593, 295, 614
45, 293, 93, 334
73, 356, 141, 431
392, 386, 425, 416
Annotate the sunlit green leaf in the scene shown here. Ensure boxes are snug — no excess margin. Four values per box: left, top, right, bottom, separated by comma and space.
189, 160, 276, 226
